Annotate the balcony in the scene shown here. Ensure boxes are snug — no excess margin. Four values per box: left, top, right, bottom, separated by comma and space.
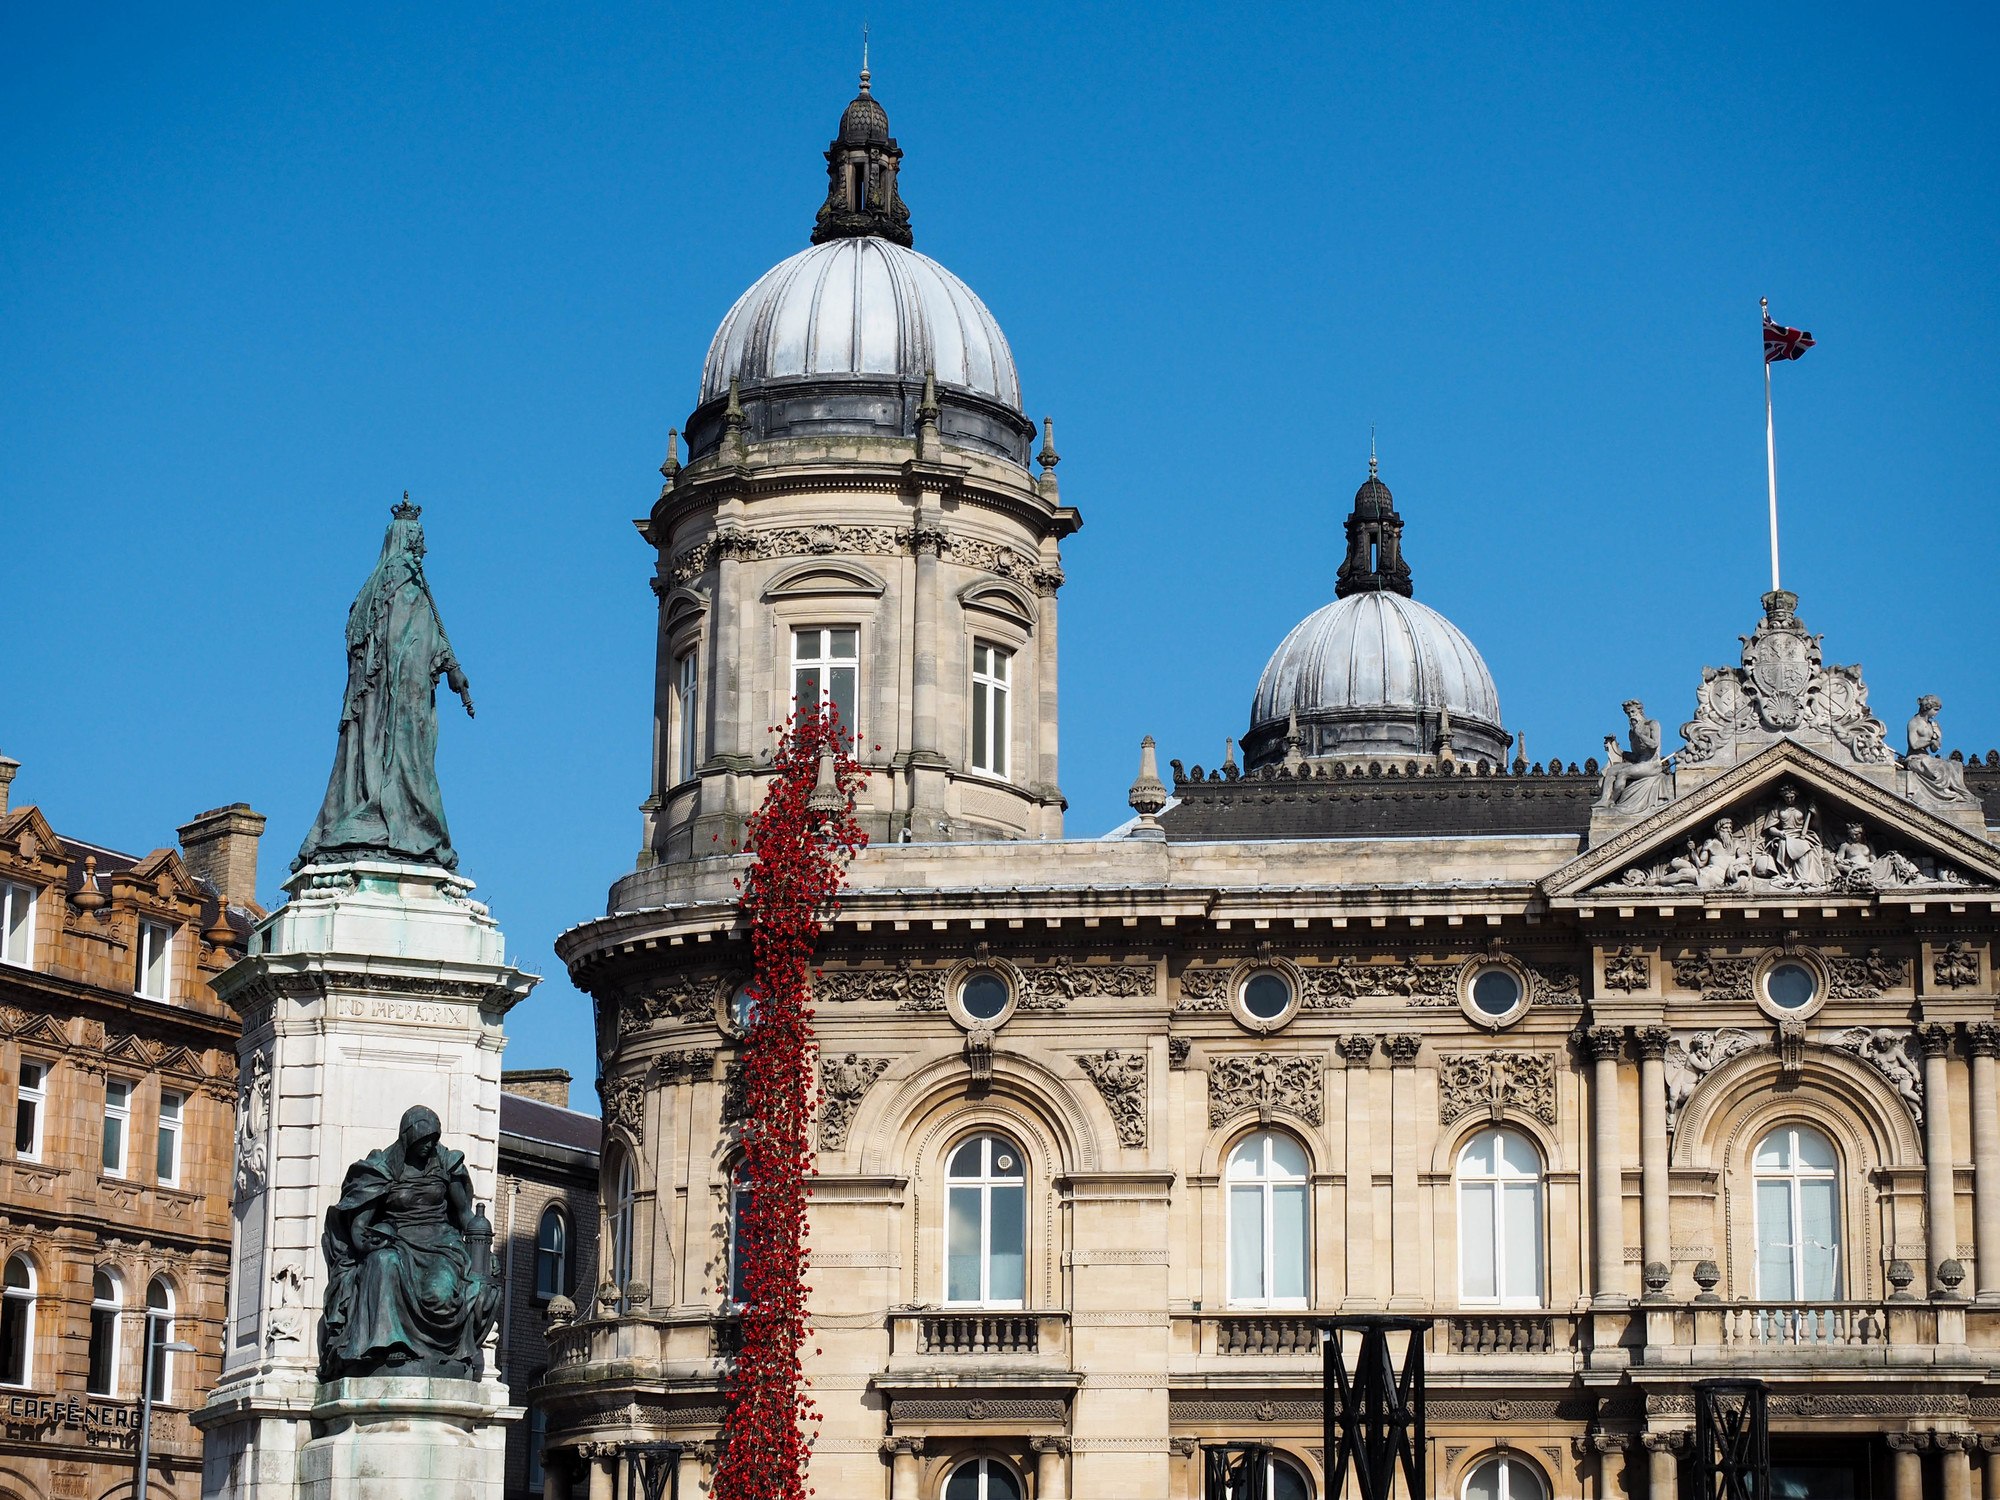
1177, 1311, 1584, 1376
885, 1310, 1071, 1368
1648, 1300, 1978, 1371
541, 1311, 726, 1383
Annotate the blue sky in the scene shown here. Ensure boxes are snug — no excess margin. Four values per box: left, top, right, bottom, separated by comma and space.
5, 3, 1996, 1103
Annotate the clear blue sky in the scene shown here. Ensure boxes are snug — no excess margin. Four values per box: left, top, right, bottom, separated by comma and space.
5, 4, 1997, 1105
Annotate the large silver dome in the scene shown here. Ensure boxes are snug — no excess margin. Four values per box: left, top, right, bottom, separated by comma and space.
700, 239, 1022, 411
1242, 461, 1510, 769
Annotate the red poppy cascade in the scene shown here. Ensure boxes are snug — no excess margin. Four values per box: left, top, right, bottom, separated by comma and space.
713, 705, 868, 1500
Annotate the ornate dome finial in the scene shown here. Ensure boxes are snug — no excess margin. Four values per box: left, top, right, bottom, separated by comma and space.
814, 61, 912, 246
1336, 448, 1411, 599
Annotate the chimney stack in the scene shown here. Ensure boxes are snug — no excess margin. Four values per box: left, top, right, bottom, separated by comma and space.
0, 757, 17, 818
501, 1069, 573, 1110
177, 803, 267, 912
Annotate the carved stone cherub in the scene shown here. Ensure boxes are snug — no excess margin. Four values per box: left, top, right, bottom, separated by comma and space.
1597, 700, 1670, 810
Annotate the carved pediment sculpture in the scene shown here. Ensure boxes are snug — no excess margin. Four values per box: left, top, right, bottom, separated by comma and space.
1677, 592, 1893, 771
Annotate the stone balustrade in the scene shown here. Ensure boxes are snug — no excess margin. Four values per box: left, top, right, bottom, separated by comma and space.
885, 1310, 1071, 1366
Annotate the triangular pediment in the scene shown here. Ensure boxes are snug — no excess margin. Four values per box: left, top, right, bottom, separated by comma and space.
1545, 740, 2000, 901
0, 807, 66, 872
119, 848, 199, 904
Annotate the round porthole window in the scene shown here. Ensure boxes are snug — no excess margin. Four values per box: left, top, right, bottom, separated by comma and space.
730, 983, 759, 1034
1460, 958, 1530, 1029
1243, 972, 1292, 1021
1765, 960, 1818, 1010
960, 970, 1010, 1022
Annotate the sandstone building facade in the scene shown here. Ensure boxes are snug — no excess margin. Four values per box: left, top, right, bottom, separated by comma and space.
542, 75, 2000, 1500
0, 758, 262, 1500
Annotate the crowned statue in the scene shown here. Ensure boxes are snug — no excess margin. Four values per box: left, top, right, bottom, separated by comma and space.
294, 498, 475, 872
319, 1106, 499, 1380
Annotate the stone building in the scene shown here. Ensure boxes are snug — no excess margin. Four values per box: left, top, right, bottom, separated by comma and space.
0, 757, 262, 1500
542, 72, 2000, 1500
497, 1070, 600, 1500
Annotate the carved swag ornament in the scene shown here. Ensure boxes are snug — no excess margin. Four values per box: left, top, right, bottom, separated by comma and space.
1207, 1052, 1323, 1126
1437, 1051, 1558, 1127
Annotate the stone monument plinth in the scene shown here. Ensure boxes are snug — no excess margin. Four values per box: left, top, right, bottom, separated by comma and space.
195, 860, 536, 1500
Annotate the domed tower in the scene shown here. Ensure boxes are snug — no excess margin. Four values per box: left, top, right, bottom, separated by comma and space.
641, 71, 1079, 861
1244, 454, 1509, 769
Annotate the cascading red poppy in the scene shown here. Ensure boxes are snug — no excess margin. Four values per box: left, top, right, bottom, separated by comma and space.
713, 705, 867, 1500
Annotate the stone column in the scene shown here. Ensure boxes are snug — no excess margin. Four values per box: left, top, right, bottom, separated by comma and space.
1982, 1435, 2000, 1500
1386, 1036, 1423, 1305
1636, 1027, 1672, 1299
1591, 1434, 1632, 1498
1941, 1433, 1976, 1500
1968, 1026, 2000, 1302
1339, 1036, 1378, 1304
1587, 1027, 1629, 1305
1641, 1433, 1681, 1499
1032, 1437, 1072, 1500
1033, 569, 1062, 809
882, 1437, 925, 1500
1887, 1433, 1926, 1500
909, 524, 945, 763
542, 1452, 565, 1500
708, 529, 745, 764
587, 1447, 616, 1500
1921, 1024, 1961, 1292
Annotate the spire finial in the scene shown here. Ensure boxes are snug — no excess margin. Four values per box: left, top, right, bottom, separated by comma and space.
1369, 426, 1378, 479
1038, 416, 1060, 471
659, 428, 680, 481
860, 23, 871, 92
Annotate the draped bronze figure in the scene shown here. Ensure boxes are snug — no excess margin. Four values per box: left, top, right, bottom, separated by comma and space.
319, 1106, 499, 1380
295, 498, 474, 872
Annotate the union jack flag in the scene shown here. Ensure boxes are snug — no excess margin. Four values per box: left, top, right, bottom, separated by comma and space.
1764, 313, 1816, 363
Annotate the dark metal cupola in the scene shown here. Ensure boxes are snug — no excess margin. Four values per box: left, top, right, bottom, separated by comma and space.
1335, 448, 1414, 599
811, 61, 913, 247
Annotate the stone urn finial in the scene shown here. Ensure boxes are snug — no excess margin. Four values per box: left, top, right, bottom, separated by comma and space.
1886, 1259, 1916, 1301
624, 1279, 652, 1311
1692, 1260, 1721, 1303
545, 1294, 576, 1328
1936, 1258, 1967, 1298
597, 1281, 622, 1315
1642, 1261, 1671, 1301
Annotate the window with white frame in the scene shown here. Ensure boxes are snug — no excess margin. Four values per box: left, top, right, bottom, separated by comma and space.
0, 1257, 33, 1387
0, 882, 33, 968
943, 1457, 1022, 1500
136, 920, 172, 1000
608, 1153, 635, 1300
1226, 1131, 1309, 1307
87, 1270, 121, 1396
1457, 1128, 1544, 1307
944, 1133, 1026, 1307
1754, 1123, 1842, 1300
1227, 1453, 1312, 1500
144, 1278, 175, 1401
970, 641, 1012, 778
14, 1061, 45, 1161
157, 1091, 184, 1185
675, 649, 700, 784
1464, 1456, 1548, 1500
535, 1206, 568, 1301
791, 627, 858, 738
103, 1079, 132, 1177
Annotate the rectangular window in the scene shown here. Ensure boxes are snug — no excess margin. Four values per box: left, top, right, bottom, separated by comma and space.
527, 1403, 548, 1489
0, 883, 33, 968
791, 627, 858, 739
676, 649, 700, 783
136, 921, 172, 1000
103, 1079, 131, 1177
970, 641, 1012, 778
157, 1092, 184, 1185
13, 1063, 44, 1161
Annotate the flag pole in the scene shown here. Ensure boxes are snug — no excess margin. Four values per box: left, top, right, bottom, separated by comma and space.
1762, 295, 1781, 593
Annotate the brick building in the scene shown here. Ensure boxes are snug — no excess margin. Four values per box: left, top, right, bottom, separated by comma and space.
0, 756, 262, 1500
497, 1069, 599, 1500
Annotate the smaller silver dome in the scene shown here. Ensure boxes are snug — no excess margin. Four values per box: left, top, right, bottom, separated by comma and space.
1247, 592, 1509, 767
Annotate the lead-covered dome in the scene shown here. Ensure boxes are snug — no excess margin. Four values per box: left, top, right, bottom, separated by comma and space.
681, 71, 1036, 466
699, 239, 1022, 411
1243, 459, 1510, 770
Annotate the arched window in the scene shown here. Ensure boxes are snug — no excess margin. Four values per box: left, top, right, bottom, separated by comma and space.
1457, 1128, 1544, 1307
0, 1256, 32, 1387
534, 1206, 569, 1301
728, 1163, 753, 1305
944, 1133, 1026, 1307
1223, 1452, 1312, 1500
944, 1457, 1022, 1500
1226, 1132, 1309, 1308
88, 1269, 122, 1396
607, 1152, 635, 1300
1754, 1124, 1841, 1299
1465, 1455, 1548, 1500
144, 1278, 175, 1401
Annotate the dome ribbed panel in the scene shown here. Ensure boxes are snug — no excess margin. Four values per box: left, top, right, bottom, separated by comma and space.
699, 239, 1022, 411
1249, 593, 1503, 730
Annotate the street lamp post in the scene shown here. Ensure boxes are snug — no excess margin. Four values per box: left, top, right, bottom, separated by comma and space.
135, 1313, 196, 1500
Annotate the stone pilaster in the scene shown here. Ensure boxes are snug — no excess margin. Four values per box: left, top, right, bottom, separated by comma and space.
1586, 1026, 1628, 1305
1967, 1025, 2000, 1301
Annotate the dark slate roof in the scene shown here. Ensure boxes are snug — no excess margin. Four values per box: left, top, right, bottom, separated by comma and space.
1159, 758, 1598, 841
500, 1093, 602, 1157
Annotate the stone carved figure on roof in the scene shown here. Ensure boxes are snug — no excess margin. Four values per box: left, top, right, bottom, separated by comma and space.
295, 500, 475, 872
1597, 701, 1671, 811
1676, 592, 1893, 770
1904, 696, 1971, 803
1656, 818, 1753, 892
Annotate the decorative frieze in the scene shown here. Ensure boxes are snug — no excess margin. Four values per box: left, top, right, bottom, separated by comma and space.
1207, 1052, 1322, 1126
1075, 1049, 1147, 1146
600, 1074, 646, 1135
651, 1048, 715, 1085
817, 1053, 890, 1149
1829, 949, 1907, 997
1437, 1051, 1557, 1127
1671, 950, 1754, 1002
1602, 947, 1650, 993
812, 968, 947, 1012
667, 526, 1042, 591
1018, 963, 1154, 1011
1174, 969, 1230, 1013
